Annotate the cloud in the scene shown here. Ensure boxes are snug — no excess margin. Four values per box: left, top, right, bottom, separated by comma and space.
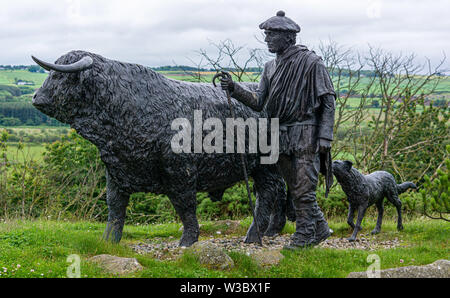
0, 0, 448, 70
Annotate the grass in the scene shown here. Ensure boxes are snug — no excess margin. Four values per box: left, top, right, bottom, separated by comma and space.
5, 143, 47, 162
1, 126, 70, 161
0, 70, 47, 87
0, 217, 447, 278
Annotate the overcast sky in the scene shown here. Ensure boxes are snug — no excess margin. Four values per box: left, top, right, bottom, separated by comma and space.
0, 0, 449, 69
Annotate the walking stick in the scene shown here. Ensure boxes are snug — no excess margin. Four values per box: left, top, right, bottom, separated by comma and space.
213, 71, 263, 246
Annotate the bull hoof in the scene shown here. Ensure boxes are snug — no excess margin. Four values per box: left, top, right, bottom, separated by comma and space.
244, 235, 261, 244
264, 231, 279, 237
347, 237, 356, 242
102, 223, 123, 243
397, 225, 404, 231
102, 231, 122, 243
179, 235, 198, 247
179, 239, 197, 247
110, 233, 122, 243
371, 229, 380, 235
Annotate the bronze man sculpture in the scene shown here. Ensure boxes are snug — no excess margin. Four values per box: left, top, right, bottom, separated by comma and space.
220, 11, 336, 248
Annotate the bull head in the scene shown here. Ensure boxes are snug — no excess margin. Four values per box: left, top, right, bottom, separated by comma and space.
31, 53, 94, 123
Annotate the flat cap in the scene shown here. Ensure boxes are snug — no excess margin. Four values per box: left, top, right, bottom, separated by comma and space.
259, 10, 301, 33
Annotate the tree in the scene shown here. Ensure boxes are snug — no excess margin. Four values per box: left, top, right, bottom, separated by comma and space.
183, 39, 268, 82
28, 65, 44, 73
0, 117, 22, 126
187, 39, 449, 186
318, 42, 448, 184
419, 145, 449, 221
371, 100, 380, 108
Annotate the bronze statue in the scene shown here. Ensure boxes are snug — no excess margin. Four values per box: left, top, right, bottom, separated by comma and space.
31, 52, 288, 247
219, 11, 336, 248
332, 160, 416, 241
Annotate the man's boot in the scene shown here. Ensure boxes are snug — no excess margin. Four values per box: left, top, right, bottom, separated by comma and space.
284, 201, 330, 250
311, 202, 332, 245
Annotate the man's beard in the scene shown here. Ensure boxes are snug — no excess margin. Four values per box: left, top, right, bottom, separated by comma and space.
267, 42, 290, 54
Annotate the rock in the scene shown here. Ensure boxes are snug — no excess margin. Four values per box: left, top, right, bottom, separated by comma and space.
89, 254, 143, 275
319, 237, 403, 250
347, 259, 450, 278
202, 220, 243, 236
131, 234, 406, 262
250, 249, 284, 267
188, 242, 234, 270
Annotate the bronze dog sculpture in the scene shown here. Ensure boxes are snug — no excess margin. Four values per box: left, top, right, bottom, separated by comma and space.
332, 160, 416, 241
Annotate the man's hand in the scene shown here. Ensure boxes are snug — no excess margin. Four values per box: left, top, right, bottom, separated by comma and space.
319, 138, 331, 154
220, 75, 234, 93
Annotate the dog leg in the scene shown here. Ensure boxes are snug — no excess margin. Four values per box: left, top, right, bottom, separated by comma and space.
394, 198, 403, 231
387, 192, 404, 231
347, 205, 367, 242
347, 204, 356, 229
371, 200, 384, 234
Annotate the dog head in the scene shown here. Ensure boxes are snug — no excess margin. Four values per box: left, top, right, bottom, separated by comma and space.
332, 160, 353, 181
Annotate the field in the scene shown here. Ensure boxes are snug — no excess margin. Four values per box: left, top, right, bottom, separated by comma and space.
0, 217, 447, 278
161, 70, 450, 99
1, 69, 448, 97
5, 143, 46, 162
2, 126, 69, 160
0, 70, 48, 86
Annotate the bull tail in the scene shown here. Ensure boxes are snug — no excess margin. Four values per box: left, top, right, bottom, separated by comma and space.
397, 182, 417, 194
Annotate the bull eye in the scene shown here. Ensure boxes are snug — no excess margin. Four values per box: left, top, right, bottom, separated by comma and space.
68, 72, 80, 82
52, 72, 63, 80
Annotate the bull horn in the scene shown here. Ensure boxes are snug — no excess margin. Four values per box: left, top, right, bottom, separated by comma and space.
31, 55, 93, 73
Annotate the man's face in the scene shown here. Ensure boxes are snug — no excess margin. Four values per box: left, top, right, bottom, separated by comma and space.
264, 30, 291, 54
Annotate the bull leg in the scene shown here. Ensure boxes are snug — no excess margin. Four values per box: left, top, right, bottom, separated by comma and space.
264, 173, 289, 237
244, 187, 274, 243
347, 204, 367, 242
168, 191, 199, 247
371, 200, 384, 234
245, 165, 285, 243
103, 174, 130, 243
264, 196, 287, 237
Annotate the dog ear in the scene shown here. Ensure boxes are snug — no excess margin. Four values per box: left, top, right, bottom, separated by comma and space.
344, 160, 353, 171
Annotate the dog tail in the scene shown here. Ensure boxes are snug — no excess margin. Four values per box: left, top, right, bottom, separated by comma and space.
397, 182, 417, 194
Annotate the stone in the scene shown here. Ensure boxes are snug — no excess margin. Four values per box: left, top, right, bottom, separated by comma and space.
250, 249, 284, 267
347, 259, 450, 278
188, 242, 234, 270
89, 254, 143, 275
213, 220, 242, 233
130, 234, 406, 263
